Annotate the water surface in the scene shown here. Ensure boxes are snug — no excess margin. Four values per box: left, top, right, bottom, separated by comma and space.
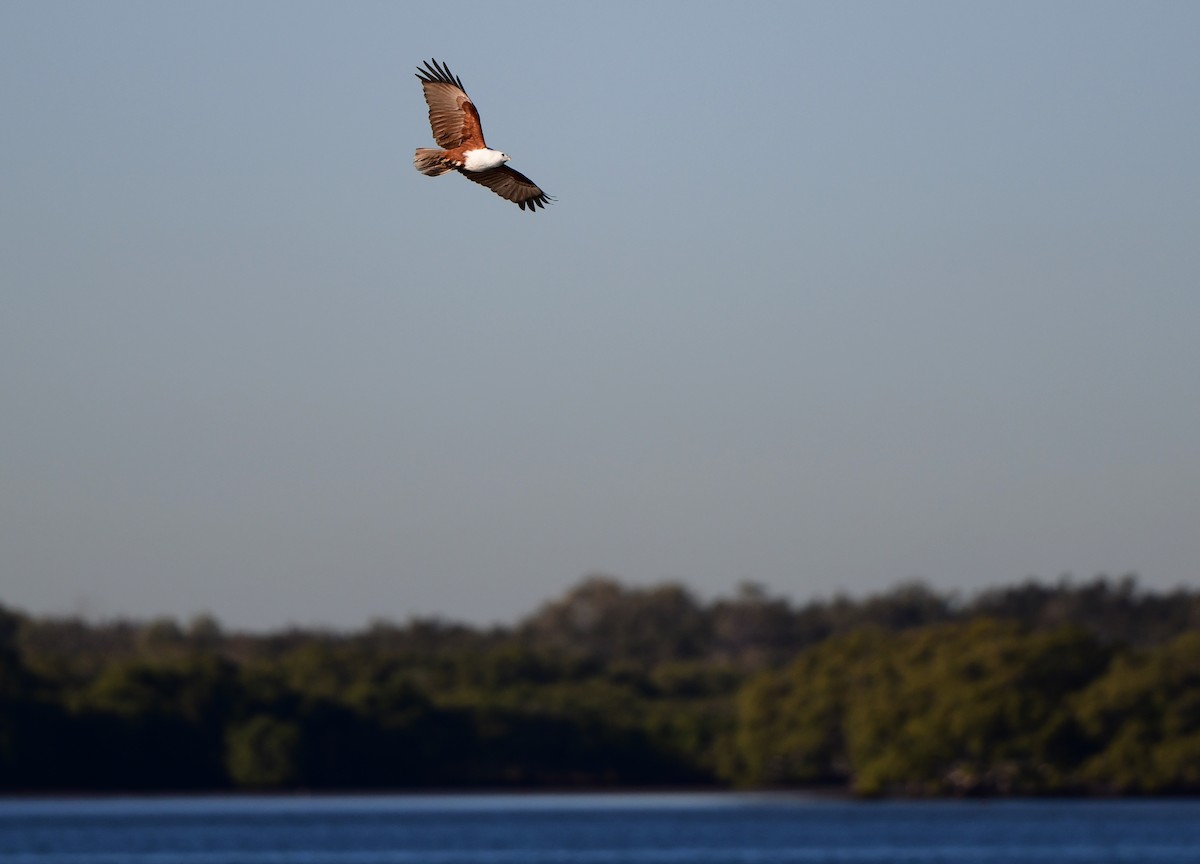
2, 793, 1197, 863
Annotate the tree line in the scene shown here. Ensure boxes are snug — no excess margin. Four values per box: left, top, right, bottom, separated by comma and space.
1, 574, 1198, 795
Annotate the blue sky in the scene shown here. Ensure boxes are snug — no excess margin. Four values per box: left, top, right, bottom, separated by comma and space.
2, 1, 1198, 630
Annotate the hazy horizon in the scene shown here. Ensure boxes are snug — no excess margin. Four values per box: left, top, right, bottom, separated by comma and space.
1, 570, 1173, 633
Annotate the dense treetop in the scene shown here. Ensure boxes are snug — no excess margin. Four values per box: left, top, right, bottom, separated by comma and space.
1, 574, 1197, 795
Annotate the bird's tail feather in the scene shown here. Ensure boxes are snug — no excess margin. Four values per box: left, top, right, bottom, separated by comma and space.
414, 149, 453, 176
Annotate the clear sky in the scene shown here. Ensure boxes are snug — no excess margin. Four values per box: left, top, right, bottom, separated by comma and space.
2, 1, 1198, 631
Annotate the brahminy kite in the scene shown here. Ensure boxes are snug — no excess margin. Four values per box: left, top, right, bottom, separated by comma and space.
413, 59, 553, 212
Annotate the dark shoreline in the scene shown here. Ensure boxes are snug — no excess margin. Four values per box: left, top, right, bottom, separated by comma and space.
5, 785, 1198, 802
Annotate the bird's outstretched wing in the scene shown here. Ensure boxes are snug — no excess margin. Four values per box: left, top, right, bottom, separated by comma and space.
459, 165, 553, 212
416, 59, 486, 149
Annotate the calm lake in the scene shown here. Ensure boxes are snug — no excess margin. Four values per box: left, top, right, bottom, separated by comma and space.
1, 793, 1198, 864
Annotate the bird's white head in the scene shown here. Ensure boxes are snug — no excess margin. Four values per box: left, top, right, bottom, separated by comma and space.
463, 147, 511, 172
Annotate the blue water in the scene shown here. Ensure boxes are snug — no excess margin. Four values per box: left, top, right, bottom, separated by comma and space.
1, 793, 1198, 864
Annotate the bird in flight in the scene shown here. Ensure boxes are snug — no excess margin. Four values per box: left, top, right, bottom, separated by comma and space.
413, 59, 553, 212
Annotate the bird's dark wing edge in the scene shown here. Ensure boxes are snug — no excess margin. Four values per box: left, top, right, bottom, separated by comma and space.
416, 59, 465, 91
458, 165, 554, 212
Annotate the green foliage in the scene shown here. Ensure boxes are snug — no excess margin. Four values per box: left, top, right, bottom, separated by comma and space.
734, 618, 1200, 796
846, 622, 1112, 795
225, 714, 302, 787
1, 576, 1198, 794
1072, 631, 1200, 792
736, 628, 888, 787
